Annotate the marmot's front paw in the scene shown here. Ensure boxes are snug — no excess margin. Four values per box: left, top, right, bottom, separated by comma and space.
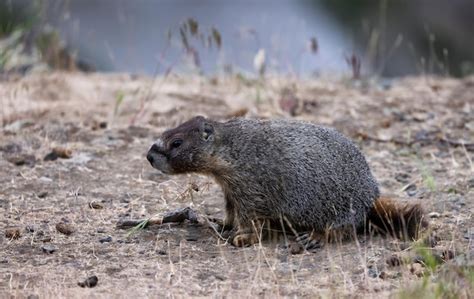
232, 233, 259, 247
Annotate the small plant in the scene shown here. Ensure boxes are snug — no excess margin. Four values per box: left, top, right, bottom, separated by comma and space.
126, 218, 150, 238
421, 164, 437, 192
113, 90, 125, 118
345, 53, 362, 79
173, 18, 222, 71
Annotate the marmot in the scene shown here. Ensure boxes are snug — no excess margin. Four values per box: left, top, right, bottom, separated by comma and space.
147, 116, 425, 247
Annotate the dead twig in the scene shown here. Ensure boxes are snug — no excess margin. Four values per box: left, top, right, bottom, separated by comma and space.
116, 207, 198, 230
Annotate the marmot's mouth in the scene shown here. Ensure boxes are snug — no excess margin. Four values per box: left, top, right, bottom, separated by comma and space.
147, 146, 172, 174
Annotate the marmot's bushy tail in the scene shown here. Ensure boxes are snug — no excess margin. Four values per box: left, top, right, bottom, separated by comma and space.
367, 197, 427, 240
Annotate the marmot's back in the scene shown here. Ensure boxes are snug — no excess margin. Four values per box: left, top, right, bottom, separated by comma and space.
218, 118, 380, 230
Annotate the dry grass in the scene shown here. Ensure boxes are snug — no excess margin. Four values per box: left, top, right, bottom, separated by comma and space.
0, 72, 472, 298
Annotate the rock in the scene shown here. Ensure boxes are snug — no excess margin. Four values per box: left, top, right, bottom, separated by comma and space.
99, 236, 112, 243
92, 121, 107, 130
394, 172, 410, 184
41, 245, 57, 254
378, 271, 388, 279
56, 223, 74, 235
6, 154, 36, 167
78, 275, 98, 288
409, 263, 424, 277
0, 142, 22, 153
37, 191, 48, 198
289, 242, 304, 255
39, 236, 52, 242
5, 227, 21, 239
464, 228, 473, 240
367, 266, 379, 278
468, 178, 474, 189
53, 147, 72, 158
44, 147, 72, 161
156, 250, 167, 255
441, 249, 455, 261
44, 152, 58, 161
25, 225, 36, 233
39, 176, 53, 183
428, 212, 441, 218
386, 254, 402, 267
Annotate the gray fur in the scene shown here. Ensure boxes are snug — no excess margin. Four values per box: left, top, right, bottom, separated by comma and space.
147, 116, 380, 234
213, 118, 380, 230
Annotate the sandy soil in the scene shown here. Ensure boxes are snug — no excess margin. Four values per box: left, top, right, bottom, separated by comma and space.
0, 72, 472, 298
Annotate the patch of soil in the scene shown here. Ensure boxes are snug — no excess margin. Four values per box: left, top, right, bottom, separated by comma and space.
0, 73, 472, 297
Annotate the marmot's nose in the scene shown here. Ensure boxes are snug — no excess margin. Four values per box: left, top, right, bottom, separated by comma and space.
147, 143, 163, 165
149, 143, 161, 153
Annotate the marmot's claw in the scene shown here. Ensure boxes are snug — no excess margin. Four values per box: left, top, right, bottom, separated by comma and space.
296, 232, 324, 250
232, 233, 258, 247
296, 233, 310, 243
304, 239, 323, 250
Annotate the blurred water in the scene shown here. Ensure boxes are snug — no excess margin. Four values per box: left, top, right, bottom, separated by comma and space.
4, 0, 473, 77
46, 0, 357, 76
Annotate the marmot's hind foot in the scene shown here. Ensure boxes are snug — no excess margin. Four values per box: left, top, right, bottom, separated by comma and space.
296, 232, 325, 250
232, 233, 259, 247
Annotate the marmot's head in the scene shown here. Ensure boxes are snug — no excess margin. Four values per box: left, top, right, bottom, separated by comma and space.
147, 116, 217, 174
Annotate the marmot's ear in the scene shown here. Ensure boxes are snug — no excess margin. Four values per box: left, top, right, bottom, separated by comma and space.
202, 122, 214, 141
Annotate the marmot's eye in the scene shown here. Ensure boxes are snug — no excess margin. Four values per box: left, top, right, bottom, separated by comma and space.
171, 139, 183, 149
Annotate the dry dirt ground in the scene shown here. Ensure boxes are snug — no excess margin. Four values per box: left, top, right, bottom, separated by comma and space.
0, 72, 473, 298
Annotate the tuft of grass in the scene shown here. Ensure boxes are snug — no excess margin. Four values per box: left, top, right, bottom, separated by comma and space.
126, 218, 150, 238
113, 90, 125, 118
417, 159, 437, 192
399, 264, 473, 299
414, 245, 442, 273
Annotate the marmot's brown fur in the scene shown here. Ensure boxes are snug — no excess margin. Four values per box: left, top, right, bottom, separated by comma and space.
147, 116, 426, 247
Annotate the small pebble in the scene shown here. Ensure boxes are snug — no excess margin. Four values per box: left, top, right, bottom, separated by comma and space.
78, 275, 98, 288
410, 263, 424, 277
367, 267, 379, 278
41, 245, 57, 254
39, 235, 52, 242
53, 147, 73, 159
99, 236, 112, 243
428, 212, 441, 218
441, 249, 455, 261
37, 191, 48, 198
25, 226, 36, 233
386, 254, 402, 267
56, 223, 75, 235
44, 147, 72, 161
7, 154, 36, 167
289, 242, 304, 255
5, 227, 21, 239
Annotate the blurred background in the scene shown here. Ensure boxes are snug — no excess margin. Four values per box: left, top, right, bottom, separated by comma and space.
1, 0, 473, 78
